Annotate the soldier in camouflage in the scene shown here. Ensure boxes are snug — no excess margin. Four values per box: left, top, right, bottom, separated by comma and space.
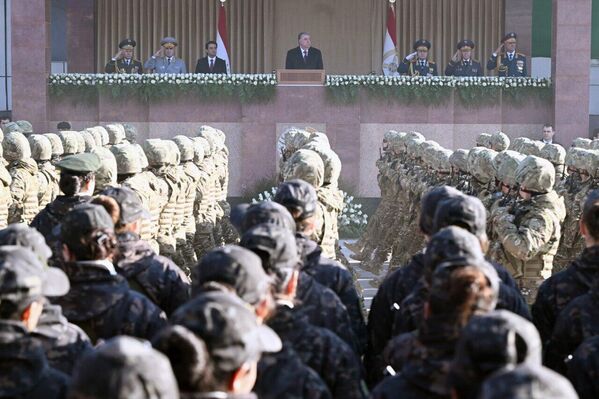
29, 135, 60, 207
491, 155, 566, 304
43, 133, 64, 165
0, 142, 11, 229
3, 132, 39, 224
192, 136, 217, 260
91, 146, 118, 194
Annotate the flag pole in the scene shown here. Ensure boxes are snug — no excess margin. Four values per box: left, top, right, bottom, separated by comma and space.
217, 0, 231, 74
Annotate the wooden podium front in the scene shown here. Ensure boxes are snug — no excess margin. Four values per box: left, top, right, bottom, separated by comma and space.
276, 69, 325, 86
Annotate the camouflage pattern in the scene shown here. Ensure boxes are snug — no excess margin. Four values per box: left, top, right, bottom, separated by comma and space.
29, 135, 60, 206
541, 143, 567, 187
509, 136, 531, 153
80, 131, 97, 152
266, 303, 365, 399
490, 131, 510, 152
105, 123, 126, 145
32, 300, 92, 375
123, 123, 138, 144
192, 136, 217, 260
572, 137, 592, 149
91, 146, 118, 194
86, 127, 104, 147
476, 132, 493, 148
73, 131, 86, 154
15, 120, 33, 134
55, 261, 167, 343
114, 231, 191, 316
0, 161, 11, 229
58, 131, 79, 155
283, 149, 325, 188
0, 320, 70, 399
43, 133, 64, 164
519, 139, 545, 157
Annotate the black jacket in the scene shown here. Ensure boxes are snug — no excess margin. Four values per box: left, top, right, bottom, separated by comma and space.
285, 46, 324, 70
194, 56, 227, 74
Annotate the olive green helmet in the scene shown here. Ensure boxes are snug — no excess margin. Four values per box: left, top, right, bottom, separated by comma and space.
3, 132, 32, 161
490, 131, 510, 152
28, 134, 53, 161
282, 149, 325, 188
172, 135, 195, 162
515, 155, 555, 193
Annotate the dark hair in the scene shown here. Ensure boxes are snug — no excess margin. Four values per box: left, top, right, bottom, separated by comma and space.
58, 171, 93, 196
57, 121, 71, 130
64, 228, 117, 261
543, 123, 554, 130
205, 40, 217, 49
429, 266, 492, 327
582, 190, 599, 240
92, 195, 127, 232
298, 32, 310, 41
152, 325, 223, 392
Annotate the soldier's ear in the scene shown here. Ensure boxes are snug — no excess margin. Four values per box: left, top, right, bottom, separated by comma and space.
579, 219, 589, 238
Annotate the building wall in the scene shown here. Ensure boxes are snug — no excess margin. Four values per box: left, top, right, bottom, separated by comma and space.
0, 0, 11, 113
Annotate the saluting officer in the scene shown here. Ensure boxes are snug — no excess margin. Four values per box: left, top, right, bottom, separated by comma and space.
398, 39, 438, 77
445, 39, 483, 77
487, 32, 528, 77
144, 37, 187, 74
105, 39, 143, 74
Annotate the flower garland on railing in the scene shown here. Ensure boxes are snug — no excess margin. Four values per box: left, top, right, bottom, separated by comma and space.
324, 75, 552, 105
48, 73, 278, 103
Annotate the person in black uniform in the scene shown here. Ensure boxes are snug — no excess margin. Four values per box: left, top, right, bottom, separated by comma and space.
195, 41, 227, 74
105, 39, 143, 74
445, 39, 484, 77
486, 32, 528, 77
285, 32, 324, 70
397, 39, 438, 76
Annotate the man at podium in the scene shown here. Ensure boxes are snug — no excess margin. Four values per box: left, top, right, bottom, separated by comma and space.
285, 32, 324, 70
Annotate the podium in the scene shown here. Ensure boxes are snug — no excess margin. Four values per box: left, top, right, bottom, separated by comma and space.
276, 69, 325, 86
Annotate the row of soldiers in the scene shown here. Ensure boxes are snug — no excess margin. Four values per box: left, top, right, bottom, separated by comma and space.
350, 130, 599, 304
0, 122, 235, 274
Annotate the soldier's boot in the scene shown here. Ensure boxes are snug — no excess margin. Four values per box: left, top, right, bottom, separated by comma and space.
157, 235, 177, 262
194, 223, 216, 260
212, 219, 226, 247
220, 217, 239, 245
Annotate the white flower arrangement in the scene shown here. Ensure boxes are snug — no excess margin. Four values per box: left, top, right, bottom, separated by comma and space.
49, 73, 278, 87
324, 75, 551, 89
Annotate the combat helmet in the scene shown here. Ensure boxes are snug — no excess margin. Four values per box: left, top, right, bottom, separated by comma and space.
123, 123, 138, 144
519, 140, 544, 157
43, 133, 64, 159
467, 147, 497, 184
191, 137, 209, 164
515, 155, 555, 193
449, 149, 469, 173
58, 131, 79, 155
105, 124, 126, 146
15, 120, 33, 135
572, 137, 592, 149
494, 150, 525, 187
476, 133, 493, 148
282, 149, 324, 188
28, 134, 53, 162
80, 131, 97, 152
163, 140, 181, 165
490, 131, 510, 152
143, 139, 170, 167
3, 131, 31, 161
112, 144, 142, 175
509, 137, 530, 153
173, 135, 195, 162
91, 147, 118, 191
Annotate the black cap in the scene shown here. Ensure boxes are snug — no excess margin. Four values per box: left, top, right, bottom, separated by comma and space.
118, 38, 137, 49
274, 179, 318, 221
70, 336, 179, 399
502, 32, 518, 42
238, 201, 296, 235
230, 203, 250, 233
170, 291, 282, 372
413, 39, 432, 51
240, 224, 299, 276
457, 39, 475, 50
424, 226, 484, 276
55, 153, 101, 174
192, 245, 273, 305
433, 195, 487, 238
61, 203, 114, 247
100, 186, 151, 225
0, 246, 70, 303
419, 186, 463, 235
0, 224, 52, 264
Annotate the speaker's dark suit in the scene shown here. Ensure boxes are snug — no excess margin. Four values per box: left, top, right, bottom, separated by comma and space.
285, 47, 324, 70
195, 57, 227, 74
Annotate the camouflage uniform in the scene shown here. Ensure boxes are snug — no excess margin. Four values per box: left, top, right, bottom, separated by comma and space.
255, 344, 332, 399
56, 261, 167, 343
490, 131, 510, 152
0, 320, 70, 399
91, 146, 118, 194
0, 152, 11, 229
29, 134, 60, 207
144, 139, 179, 259
191, 136, 217, 259
3, 132, 39, 224
466, 146, 497, 208
171, 136, 199, 273
532, 245, 599, 346
476, 132, 493, 148
32, 300, 92, 375
105, 123, 126, 147
540, 143, 567, 188
114, 231, 191, 316
198, 127, 224, 246
43, 133, 64, 165
266, 303, 365, 399
492, 156, 566, 304
58, 131, 80, 156
80, 131, 97, 152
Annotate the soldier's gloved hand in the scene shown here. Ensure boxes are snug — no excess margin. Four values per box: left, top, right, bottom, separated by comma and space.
451, 50, 461, 63
405, 52, 417, 61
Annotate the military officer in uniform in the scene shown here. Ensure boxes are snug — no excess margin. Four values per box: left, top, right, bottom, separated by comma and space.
398, 39, 438, 76
445, 39, 483, 77
144, 37, 187, 74
105, 39, 143, 74
486, 32, 528, 77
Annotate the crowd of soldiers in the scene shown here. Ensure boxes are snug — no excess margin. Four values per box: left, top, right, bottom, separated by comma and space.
0, 117, 599, 398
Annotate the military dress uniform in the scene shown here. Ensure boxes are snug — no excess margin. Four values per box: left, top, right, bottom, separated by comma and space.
445, 39, 484, 77
397, 39, 438, 76
104, 39, 143, 74
144, 37, 187, 74
486, 32, 528, 77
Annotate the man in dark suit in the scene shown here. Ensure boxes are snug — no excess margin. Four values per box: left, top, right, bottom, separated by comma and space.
105, 39, 143, 74
397, 39, 438, 76
445, 39, 484, 77
487, 32, 528, 77
285, 32, 324, 70
195, 41, 227, 74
